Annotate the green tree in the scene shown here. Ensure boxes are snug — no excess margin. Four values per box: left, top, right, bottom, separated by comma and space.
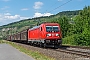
57, 16, 70, 37
73, 6, 90, 46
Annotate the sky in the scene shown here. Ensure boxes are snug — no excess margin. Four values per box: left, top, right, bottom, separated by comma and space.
0, 0, 90, 26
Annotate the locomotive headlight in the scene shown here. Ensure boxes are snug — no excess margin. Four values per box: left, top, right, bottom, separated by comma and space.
56, 34, 59, 36
47, 34, 51, 36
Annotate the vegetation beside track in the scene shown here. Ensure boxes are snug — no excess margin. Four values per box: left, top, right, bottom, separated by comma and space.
0, 40, 55, 60
52, 6, 90, 46
0, 40, 6, 43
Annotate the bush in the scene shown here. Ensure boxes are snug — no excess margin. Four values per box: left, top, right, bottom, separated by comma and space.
73, 33, 90, 46
63, 33, 90, 46
62, 34, 76, 45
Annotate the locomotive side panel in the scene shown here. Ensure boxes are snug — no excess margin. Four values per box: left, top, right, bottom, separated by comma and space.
28, 27, 40, 40
39, 24, 46, 39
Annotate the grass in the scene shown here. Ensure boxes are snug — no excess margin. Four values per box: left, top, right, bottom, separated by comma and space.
62, 34, 77, 45
0, 40, 55, 60
0, 40, 6, 43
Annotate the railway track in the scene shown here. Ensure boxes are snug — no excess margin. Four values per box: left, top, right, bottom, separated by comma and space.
52, 45, 90, 58
10, 41, 90, 59
54, 48, 90, 58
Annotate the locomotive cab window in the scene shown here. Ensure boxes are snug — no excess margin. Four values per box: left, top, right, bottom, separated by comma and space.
40, 27, 42, 31
53, 26, 59, 32
46, 26, 59, 32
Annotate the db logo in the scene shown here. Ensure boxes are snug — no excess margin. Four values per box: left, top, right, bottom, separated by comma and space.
52, 34, 54, 36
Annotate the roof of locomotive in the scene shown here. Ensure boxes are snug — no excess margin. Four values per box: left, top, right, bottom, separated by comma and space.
29, 22, 59, 30
29, 25, 40, 30
41, 22, 59, 25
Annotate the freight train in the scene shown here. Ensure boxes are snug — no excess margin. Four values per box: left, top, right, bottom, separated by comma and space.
7, 23, 62, 48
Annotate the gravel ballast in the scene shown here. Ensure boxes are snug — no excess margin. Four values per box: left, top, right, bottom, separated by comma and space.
14, 42, 90, 60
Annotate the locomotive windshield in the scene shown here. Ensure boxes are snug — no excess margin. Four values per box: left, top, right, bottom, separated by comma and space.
46, 26, 59, 32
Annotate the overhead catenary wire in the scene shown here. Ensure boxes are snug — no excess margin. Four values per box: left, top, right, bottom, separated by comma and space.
38, 0, 73, 15
47, 0, 73, 13
36, 0, 73, 24
45, 1, 61, 13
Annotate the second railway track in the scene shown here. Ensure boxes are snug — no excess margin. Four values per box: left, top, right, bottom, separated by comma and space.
53, 45, 90, 58
10, 41, 90, 59
54, 48, 90, 58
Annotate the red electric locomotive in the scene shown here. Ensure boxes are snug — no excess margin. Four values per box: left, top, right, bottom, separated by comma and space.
7, 22, 62, 48
28, 23, 62, 47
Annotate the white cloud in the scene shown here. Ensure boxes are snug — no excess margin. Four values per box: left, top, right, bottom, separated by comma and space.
4, 15, 20, 19
0, 12, 53, 26
33, 1, 43, 9
43, 13, 53, 16
21, 8, 29, 11
4, 13, 11, 15
34, 12, 42, 17
0, 13, 30, 26
0, 13, 20, 22
20, 17, 30, 20
33, 12, 53, 18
